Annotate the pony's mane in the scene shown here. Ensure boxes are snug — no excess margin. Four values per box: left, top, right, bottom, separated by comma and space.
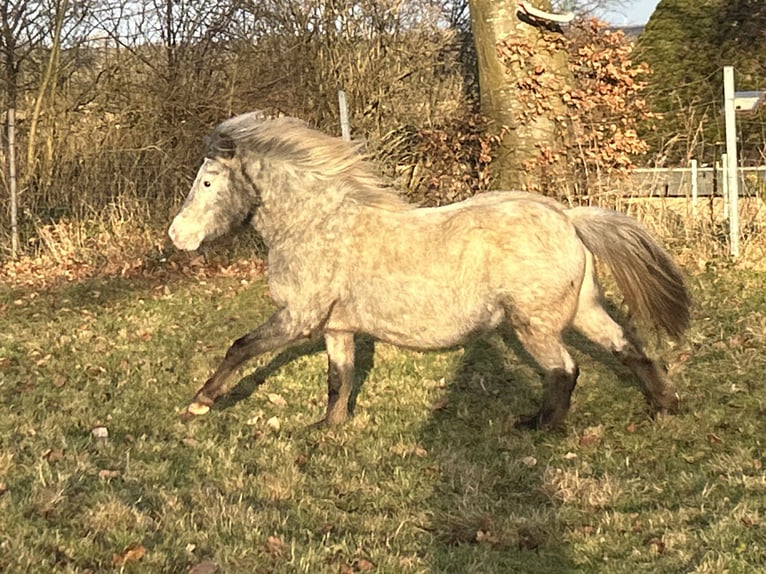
209, 112, 412, 211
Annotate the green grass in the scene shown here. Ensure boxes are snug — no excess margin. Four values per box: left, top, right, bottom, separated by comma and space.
1, 263, 765, 573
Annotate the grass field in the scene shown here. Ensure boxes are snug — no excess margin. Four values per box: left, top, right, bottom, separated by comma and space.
1, 260, 765, 573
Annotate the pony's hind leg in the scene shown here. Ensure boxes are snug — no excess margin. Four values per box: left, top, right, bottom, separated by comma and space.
323, 330, 355, 425
513, 326, 580, 430
573, 267, 679, 414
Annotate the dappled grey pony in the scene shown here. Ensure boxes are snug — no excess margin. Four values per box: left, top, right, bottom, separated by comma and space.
169, 112, 690, 429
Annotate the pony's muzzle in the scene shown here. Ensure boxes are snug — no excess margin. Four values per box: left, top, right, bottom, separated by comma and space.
168, 217, 202, 251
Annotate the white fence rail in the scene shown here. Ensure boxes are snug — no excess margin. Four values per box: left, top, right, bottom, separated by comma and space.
630, 166, 766, 198
628, 164, 766, 259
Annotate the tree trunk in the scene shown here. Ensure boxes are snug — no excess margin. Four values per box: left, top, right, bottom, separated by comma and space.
26, 0, 67, 186
469, 0, 571, 191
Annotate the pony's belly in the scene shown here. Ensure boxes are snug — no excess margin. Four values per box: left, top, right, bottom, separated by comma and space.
328, 301, 506, 350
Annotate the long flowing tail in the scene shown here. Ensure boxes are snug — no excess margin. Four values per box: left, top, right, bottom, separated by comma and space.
566, 206, 690, 339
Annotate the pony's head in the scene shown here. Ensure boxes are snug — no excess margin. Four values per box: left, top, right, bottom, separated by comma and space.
168, 121, 257, 251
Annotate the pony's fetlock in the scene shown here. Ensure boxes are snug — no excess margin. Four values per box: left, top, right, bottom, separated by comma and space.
617, 345, 679, 414
648, 387, 680, 414
517, 367, 579, 430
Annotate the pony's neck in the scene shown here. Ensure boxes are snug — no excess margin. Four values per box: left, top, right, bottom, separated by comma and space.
250, 162, 347, 246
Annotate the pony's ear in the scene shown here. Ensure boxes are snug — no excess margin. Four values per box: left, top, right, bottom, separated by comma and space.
205, 130, 236, 160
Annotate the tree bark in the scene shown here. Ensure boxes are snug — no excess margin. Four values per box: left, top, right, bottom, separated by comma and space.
26, 0, 67, 185
469, 0, 571, 191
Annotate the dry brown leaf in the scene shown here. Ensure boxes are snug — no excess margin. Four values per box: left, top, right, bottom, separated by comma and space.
579, 433, 600, 446
265, 535, 286, 557
267, 393, 287, 407
646, 537, 666, 554
412, 445, 428, 457
431, 396, 449, 411
112, 544, 146, 566
355, 558, 375, 571
99, 469, 121, 480
43, 449, 65, 463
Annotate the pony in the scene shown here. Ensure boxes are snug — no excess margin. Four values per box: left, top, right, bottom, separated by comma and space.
168, 112, 690, 429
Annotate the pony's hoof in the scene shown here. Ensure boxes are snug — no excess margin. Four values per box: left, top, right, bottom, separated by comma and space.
515, 410, 566, 431
658, 392, 680, 414
187, 401, 211, 416
515, 413, 544, 430
308, 418, 328, 429
308, 417, 339, 429
309, 409, 349, 428
323, 413, 348, 426
647, 391, 679, 417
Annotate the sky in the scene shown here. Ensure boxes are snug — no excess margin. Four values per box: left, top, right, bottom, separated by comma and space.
600, 0, 662, 26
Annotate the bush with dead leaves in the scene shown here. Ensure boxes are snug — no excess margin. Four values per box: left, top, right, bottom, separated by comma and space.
496, 18, 655, 198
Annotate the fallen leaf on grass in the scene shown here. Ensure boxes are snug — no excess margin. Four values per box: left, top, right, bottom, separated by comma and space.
411, 445, 428, 457
43, 449, 65, 463
431, 396, 449, 411
645, 536, 666, 554
52, 374, 67, 388
0, 482, 7, 495
267, 393, 287, 407
112, 544, 146, 566
707, 433, 722, 444
520, 456, 537, 467
476, 529, 500, 545
265, 535, 286, 557
99, 469, 121, 480
266, 416, 281, 432
579, 433, 600, 446
355, 558, 375, 571
579, 425, 604, 446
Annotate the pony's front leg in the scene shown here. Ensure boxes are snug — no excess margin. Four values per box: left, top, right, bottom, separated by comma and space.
323, 330, 355, 425
188, 309, 308, 415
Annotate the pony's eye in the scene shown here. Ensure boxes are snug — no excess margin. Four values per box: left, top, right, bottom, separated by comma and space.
203, 180, 212, 188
